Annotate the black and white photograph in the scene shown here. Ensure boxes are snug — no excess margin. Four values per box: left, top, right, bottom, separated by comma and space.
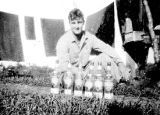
0, 0, 160, 114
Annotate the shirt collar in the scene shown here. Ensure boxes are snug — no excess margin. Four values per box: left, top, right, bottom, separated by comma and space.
71, 31, 88, 43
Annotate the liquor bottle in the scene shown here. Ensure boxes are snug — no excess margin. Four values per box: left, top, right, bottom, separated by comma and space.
74, 66, 83, 96
104, 62, 114, 99
84, 62, 94, 97
51, 59, 59, 94
97, 62, 103, 77
64, 62, 73, 95
94, 62, 103, 98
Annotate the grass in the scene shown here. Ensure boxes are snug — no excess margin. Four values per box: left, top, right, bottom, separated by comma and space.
0, 63, 160, 114
0, 87, 159, 115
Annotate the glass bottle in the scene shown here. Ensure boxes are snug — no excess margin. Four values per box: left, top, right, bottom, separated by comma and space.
104, 62, 114, 99
64, 62, 73, 95
84, 62, 94, 97
51, 59, 59, 94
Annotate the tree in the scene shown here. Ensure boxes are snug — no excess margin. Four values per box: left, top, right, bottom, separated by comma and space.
143, 0, 159, 63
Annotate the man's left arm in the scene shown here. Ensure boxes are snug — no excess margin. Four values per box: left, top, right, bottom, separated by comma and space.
91, 35, 129, 80
92, 35, 122, 64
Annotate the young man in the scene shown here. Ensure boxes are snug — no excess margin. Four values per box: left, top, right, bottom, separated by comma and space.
56, 8, 128, 82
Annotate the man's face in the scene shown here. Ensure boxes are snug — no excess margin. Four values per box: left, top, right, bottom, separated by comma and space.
69, 18, 84, 35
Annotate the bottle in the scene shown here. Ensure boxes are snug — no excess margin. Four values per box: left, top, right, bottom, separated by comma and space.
64, 62, 73, 95
75, 63, 83, 89
94, 62, 103, 98
74, 65, 83, 96
51, 59, 59, 94
104, 62, 114, 99
84, 62, 94, 97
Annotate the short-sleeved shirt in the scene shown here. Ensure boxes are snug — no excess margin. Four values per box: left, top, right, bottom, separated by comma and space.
56, 30, 122, 69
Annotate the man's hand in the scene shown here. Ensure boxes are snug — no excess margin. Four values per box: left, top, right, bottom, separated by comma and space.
118, 63, 129, 81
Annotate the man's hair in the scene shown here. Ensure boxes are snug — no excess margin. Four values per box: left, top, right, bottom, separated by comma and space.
68, 8, 84, 22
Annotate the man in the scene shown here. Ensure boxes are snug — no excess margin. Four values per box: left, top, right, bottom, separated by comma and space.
56, 8, 128, 82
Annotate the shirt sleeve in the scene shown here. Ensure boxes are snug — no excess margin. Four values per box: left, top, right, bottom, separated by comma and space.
56, 36, 69, 71
92, 35, 123, 64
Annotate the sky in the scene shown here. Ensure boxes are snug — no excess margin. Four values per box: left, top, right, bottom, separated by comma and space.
0, 0, 113, 19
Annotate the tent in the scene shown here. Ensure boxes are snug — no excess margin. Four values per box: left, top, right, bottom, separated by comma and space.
0, 0, 159, 68
0, 0, 113, 63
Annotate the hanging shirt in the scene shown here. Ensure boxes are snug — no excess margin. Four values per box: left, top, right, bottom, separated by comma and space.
56, 30, 122, 70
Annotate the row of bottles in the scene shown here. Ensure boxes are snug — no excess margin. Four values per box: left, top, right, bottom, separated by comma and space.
51, 61, 114, 99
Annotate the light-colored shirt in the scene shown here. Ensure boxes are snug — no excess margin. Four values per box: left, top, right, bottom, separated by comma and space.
56, 30, 122, 69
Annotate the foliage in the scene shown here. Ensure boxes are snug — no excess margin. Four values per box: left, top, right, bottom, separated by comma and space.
113, 83, 160, 100
134, 63, 160, 88
144, 63, 160, 83
0, 64, 54, 87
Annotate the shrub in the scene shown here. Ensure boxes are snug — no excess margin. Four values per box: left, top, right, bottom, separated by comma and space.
0, 64, 54, 87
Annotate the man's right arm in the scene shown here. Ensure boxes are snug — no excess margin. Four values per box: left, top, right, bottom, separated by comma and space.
56, 37, 83, 76
56, 37, 69, 72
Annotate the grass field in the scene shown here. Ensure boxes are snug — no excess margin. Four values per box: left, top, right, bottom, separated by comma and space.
0, 63, 160, 114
